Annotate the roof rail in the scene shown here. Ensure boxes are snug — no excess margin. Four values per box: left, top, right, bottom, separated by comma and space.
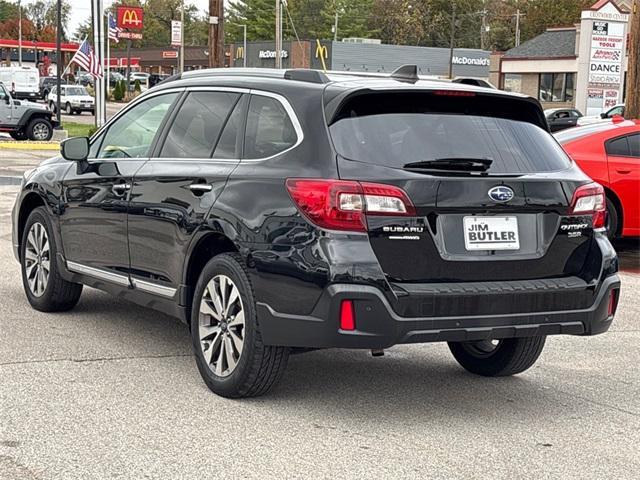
284, 69, 330, 84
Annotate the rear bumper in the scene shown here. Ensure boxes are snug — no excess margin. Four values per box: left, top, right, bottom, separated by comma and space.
258, 274, 621, 349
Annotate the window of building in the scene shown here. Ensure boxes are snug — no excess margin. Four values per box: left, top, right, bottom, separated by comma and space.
159, 91, 240, 159
539, 73, 575, 103
503, 74, 522, 93
243, 95, 297, 159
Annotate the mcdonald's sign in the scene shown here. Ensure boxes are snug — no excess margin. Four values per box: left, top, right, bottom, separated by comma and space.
235, 46, 244, 60
117, 6, 144, 30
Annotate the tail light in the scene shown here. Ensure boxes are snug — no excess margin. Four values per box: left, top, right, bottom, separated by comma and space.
285, 179, 415, 232
339, 300, 355, 331
569, 183, 606, 229
608, 289, 619, 317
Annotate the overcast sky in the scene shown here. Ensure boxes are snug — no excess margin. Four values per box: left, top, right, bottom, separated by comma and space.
64, 0, 211, 39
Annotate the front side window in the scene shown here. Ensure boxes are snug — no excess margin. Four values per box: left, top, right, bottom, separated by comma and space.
98, 93, 178, 159
243, 95, 297, 159
159, 91, 239, 158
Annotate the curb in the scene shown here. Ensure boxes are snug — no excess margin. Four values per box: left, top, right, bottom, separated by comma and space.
0, 142, 59, 150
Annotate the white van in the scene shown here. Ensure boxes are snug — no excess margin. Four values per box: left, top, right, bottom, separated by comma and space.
0, 66, 40, 100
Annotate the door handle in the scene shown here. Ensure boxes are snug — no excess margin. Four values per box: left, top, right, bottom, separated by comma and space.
112, 183, 131, 195
189, 184, 212, 193
616, 169, 631, 174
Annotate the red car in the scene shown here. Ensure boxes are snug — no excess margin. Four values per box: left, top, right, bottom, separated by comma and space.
555, 119, 639, 238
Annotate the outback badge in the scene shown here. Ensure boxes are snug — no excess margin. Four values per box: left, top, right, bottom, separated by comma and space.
488, 185, 514, 203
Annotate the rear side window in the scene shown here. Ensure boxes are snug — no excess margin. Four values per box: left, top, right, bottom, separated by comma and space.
606, 136, 630, 156
330, 104, 571, 174
243, 95, 297, 159
213, 96, 246, 159
160, 91, 240, 158
627, 134, 640, 157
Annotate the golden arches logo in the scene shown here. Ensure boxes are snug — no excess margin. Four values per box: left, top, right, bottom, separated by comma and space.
315, 40, 328, 72
122, 9, 142, 27
235, 47, 244, 59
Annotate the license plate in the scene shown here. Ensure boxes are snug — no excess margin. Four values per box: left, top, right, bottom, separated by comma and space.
463, 216, 520, 251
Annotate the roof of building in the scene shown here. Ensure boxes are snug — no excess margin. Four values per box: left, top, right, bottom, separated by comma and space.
503, 28, 576, 59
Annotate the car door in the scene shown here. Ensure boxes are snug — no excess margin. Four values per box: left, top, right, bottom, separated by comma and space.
605, 133, 640, 235
59, 91, 180, 279
0, 84, 13, 122
126, 88, 247, 297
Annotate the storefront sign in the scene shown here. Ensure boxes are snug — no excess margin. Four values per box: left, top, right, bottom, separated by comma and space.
258, 50, 288, 59
171, 20, 182, 47
117, 6, 144, 30
162, 51, 178, 59
118, 31, 143, 40
451, 56, 490, 66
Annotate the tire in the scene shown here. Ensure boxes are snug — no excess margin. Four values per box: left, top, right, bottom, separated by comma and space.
9, 131, 27, 140
448, 336, 546, 377
49, 101, 55, 112
190, 253, 289, 398
20, 207, 82, 312
90, 109, 95, 116
65, 102, 72, 115
606, 197, 619, 240
26, 118, 53, 141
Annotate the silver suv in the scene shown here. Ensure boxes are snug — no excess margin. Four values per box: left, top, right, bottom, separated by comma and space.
0, 82, 55, 141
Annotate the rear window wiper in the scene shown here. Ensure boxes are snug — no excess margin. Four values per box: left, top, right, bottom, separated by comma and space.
403, 158, 493, 172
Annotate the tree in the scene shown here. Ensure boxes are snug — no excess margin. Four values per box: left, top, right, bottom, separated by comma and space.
25, 0, 72, 40
226, 0, 277, 42
626, 0, 639, 119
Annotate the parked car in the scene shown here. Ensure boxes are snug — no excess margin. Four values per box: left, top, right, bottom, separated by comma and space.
76, 72, 94, 87
48, 85, 95, 115
39, 76, 58, 100
0, 66, 40, 100
0, 81, 55, 140
545, 107, 583, 132
149, 73, 170, 88
108, 71, 125, 87
129, 72, 150, 90
577, 104, 625, 126
11, 67, 620, 398
556, 118, 639, 238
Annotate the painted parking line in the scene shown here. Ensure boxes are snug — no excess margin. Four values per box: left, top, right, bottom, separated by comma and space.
0, 142, 59, 150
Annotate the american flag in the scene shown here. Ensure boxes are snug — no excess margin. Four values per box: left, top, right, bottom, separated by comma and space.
70, 38, 103, 79
108, 14, 121, 43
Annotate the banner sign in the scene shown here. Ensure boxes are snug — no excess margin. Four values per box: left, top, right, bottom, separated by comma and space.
117, 6, 144, 30
162, 50, 178, 59
586, 20, 625, 115
118, 31, 143, 40
171, 20, 182, 47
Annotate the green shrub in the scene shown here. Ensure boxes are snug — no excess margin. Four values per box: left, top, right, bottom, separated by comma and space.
87, 126, 98, 137
113, 81, 124, 101
134, 79, 141, 92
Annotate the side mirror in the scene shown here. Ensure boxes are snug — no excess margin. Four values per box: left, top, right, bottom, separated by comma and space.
61, 137, 90, 162
600, 113, 607, 119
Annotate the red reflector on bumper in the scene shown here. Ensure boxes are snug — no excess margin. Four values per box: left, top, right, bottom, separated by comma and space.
608, 289, 619, 317
340, 300, 355, 331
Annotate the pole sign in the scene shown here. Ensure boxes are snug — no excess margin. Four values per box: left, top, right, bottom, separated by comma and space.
117, 6, 144, 30
171, 20, 182, 47
586, 20, 625, 114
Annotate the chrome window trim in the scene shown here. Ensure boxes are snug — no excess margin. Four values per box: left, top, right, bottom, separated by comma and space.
66, 261, 130, 287
131, 278, 177, 298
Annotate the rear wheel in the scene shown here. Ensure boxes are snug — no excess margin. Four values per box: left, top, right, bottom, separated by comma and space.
190, 253, 289, 398
65, 102, 73, 115
20, 207, 82, 312
26, 118, 53, 141
448, 336, 546, 376
605, 197, 619, 240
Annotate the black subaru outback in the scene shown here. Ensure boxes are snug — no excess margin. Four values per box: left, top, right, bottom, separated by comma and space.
11, 67, 620, 398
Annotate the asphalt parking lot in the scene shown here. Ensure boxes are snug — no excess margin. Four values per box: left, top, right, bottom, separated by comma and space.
0, 152, 638, 479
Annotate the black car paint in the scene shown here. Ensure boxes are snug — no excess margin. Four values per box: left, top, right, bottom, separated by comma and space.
12, 74, 620, 349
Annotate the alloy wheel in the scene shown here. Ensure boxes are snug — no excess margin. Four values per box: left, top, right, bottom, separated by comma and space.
24, 222, 50, 297
32, 122, 50, 140
198, 274, 245, 377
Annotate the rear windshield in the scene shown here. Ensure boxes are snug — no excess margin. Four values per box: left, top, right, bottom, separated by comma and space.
329, 93, 571, 174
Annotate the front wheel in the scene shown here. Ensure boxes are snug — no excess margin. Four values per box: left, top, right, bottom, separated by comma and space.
448, 336, 546, 377
26, 118, 53, 141
190, 253, 289, 398
20, 207, 82, 312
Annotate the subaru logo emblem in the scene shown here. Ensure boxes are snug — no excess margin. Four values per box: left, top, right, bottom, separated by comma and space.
488, 186, 514, 203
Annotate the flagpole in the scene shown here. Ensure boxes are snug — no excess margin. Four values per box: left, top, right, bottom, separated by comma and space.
60, 35, 86, 78
106, 14, 110, 103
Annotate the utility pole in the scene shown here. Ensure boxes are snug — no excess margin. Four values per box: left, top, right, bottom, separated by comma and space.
18, 0, 22, 65
242, 24, 247, 68
626, 0, 639, 119
448, 2, 456, 79
480, 2, 488, 50
55, 0, 61, 126
208, 0, 223, 67
333, 10, 338, 41
514, 2, 524, 47
275, 0, 281, 69
180, 0, 184, 73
